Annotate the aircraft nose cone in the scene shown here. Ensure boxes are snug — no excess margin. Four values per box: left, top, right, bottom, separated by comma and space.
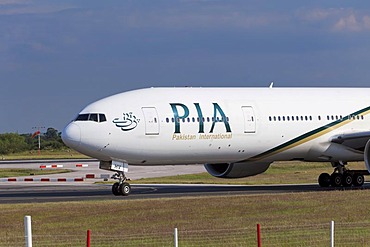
62, 122, 81, 148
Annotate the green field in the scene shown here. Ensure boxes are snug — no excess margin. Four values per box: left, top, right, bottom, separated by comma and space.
1, 149, 89, 160
1, 190, 370, 246
0, 161, 370, 246
131, 161, 367, 185
0, 168, 70, 178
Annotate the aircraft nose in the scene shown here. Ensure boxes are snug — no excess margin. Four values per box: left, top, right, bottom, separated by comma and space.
62, 122, 81, 148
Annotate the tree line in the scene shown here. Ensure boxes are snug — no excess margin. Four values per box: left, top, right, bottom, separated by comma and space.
0, 128, 66, 155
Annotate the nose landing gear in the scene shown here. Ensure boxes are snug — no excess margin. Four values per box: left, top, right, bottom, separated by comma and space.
112, 171, 131, 196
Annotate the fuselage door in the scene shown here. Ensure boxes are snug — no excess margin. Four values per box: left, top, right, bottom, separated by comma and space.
241, 106, 256, 133
141, 107, 160, 135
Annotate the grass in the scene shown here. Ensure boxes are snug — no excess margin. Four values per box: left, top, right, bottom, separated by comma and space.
1, 160, 369, 246
0, 168, 70, 178
1, 191, 370, 246
0, 162, 370, 246
130, 161, 367, 185
1, 149, 89, 160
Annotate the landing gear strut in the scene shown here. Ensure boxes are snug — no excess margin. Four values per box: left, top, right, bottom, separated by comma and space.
111, 171, 131, 196
318, 161, 366, 188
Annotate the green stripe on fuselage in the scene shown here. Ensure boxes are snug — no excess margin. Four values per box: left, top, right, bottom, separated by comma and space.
241, 106, 370, 163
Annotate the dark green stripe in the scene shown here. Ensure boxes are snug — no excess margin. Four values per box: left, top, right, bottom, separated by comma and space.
240, 106, 370, 163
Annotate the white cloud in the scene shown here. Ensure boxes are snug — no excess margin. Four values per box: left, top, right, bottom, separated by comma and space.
297, 7, 370, 33
298, 8, 335, 22
0, 0, 30, 5
333, 12, 370, 32
0, 1, 73, 15
334, 13, 361, 32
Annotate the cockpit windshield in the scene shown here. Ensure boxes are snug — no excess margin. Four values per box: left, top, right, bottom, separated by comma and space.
74, 113, 107, 123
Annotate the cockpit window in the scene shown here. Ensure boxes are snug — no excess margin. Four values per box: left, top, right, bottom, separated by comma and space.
75, 114, 89, 121
89, 114, 98, 122
99, 114, 107, 122
74, 113, 107, 123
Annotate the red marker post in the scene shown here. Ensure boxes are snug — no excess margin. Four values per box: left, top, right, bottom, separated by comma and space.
257, 224, 262, 247
86, 229, 91, 247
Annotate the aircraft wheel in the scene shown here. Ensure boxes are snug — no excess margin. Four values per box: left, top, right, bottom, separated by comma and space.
342, 173, 353, 187
318, 173, 331, 187
331, 173, 343, 187
353, 174, 365, 187
112, 182, 121, 196
119, 182, 131, 196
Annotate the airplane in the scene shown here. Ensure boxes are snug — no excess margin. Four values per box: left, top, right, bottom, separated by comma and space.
62, 87, 370, 196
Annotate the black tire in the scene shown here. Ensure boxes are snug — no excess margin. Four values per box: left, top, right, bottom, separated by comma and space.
119, 182, 131, 196
331, 173, 343, 187
342, 173, 353, 187
353, 174, 365, 187
318, 173, 331, 187
112, 182, 121, 196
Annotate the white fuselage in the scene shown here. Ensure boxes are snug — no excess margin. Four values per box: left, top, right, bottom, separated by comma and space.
62, 87, 370, 166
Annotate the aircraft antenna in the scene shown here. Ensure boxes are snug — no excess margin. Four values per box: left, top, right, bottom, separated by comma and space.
269, 82, 274, 88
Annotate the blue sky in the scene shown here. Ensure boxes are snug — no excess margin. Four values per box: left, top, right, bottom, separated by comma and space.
2, 0, 370, 133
